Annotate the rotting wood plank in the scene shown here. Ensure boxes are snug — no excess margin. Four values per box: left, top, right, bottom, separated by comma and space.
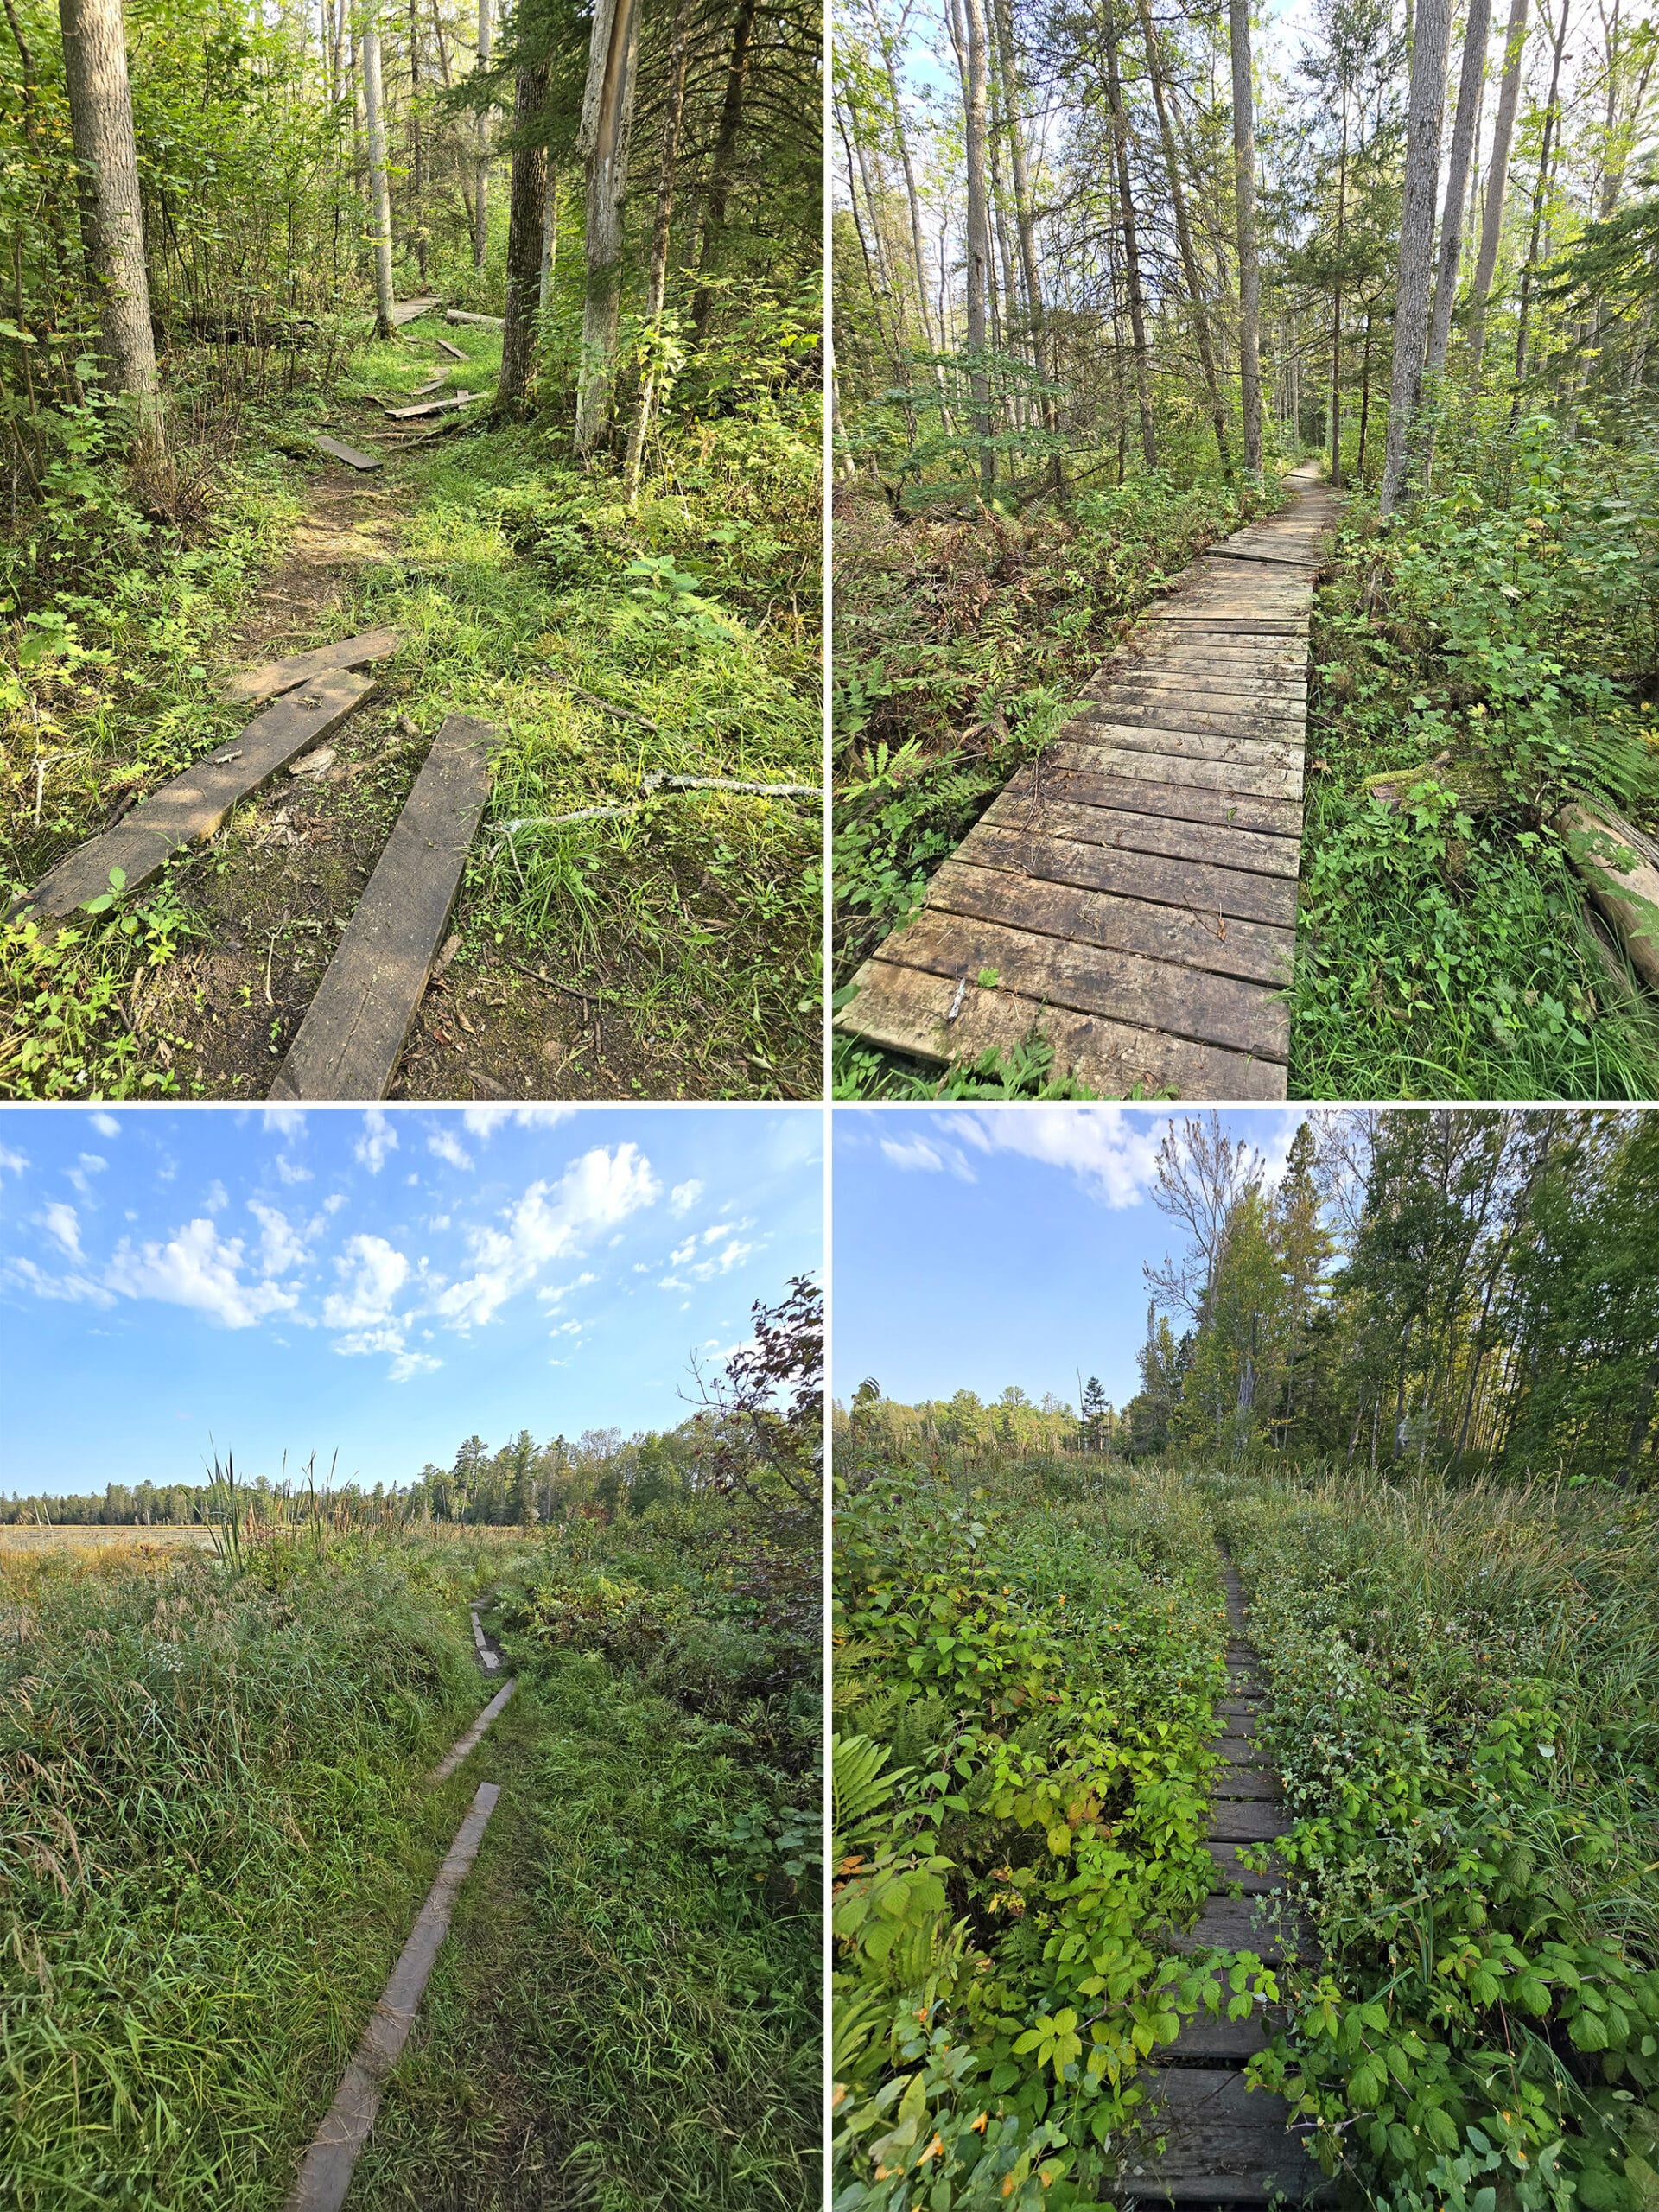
980, 794, 1302, 882
384, 390, 478, 420
1177, 1894, 1304, 1960
837, 956, 1289, 1097
929, 860, 1295, 987
10, 673, 376, 920
836, 467, 1337, 1096
315, 434, 382, 470
435, 335, 467, 359
1115, 2069, 1322, 2201
270, 714, 496, 1100
389, 296, 441, 326
965, 821, 1300, 925
220, 627, 400, 705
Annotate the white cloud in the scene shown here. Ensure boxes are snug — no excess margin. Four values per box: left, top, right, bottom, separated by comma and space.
670, 1179, 703, 1215
41, 1202, 81, 1258
702, 1221, 739, 1244
263, 1106, 307, 1138
670, 1236, 697, 1265
434, 1145, 659, 1328
247, 1198, 307, 1275
203, 1179, 228, 1214
105, 1219, 299, 1328
66, 1153, 107, 1198
428, 1128, 473, 1171
355, 1109, 398, 1173
323, 1192, 348, 1214
91, 1112, 119, 1139
6, 1255, 114, 1306
322, 1234, 410, 1330
950, 1109, 1162, 1207
0, 1144, 25, 1173
880, 1134, 976, 1180
274, 1154, 313, 1185
390, 1351, 441, 1381
459, 1105, 579, 1137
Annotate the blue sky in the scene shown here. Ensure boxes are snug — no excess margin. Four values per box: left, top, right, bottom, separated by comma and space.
0, 1106, 823, 1496
832, 1107, 1306, 1414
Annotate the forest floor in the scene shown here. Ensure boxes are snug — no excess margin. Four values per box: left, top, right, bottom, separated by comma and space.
1, 317, 822, 1100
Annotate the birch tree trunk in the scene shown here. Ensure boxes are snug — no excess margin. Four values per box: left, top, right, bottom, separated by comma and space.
58, 0, 163, 459
573, 0, 639, 461
473, 0, 491, 270
1105, 0, 1155, 469
989, 0, 1057, 465
1378, 0, 1453, 512
359, 6, 395, 337
1228, 0, 1262, 475
624, 0, 693, 493
1427, 0, 1491, 372
1467, 0, 1529, 378
538, 168, 559, 315
963, 0, 995, 486
493, 50, 549, 418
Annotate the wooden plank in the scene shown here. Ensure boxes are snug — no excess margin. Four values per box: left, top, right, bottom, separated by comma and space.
982, 792, 1302, 882
835, 956, 1289, 1098
965, 818, 1300, 922
1044, 740, 1303, 803
1211, 1770, 1284, 1802
930, 859, 1295, 987
315, 434, 382, 470
1096, 671, 1309, 706
384, 390, 478, 420
389, 296, 441, 327
270, 714, 496, 1099
1116, 2069, 1321, 2201
860, 909, 1290, 1061
1077, 711, 1305, 759
12, 673, 376, 920
1162, 2003, 1281, 2058
1206, 1800, 1284, 1841
435, 336, 467, 359
220, 627, 400, 705
1209, 1842, 1285, 1893
1146, 613, 1308, 633
998, 762, 1303, 840
1177, 1895, 1305, 1960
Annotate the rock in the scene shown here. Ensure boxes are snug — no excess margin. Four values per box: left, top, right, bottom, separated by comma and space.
289, 747, 337, 779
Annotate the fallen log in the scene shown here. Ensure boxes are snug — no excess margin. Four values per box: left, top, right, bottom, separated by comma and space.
1556, 803, 1659, 992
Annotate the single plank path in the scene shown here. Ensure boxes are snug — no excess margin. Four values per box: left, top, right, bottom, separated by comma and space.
837, 463, 1343, 1097
1116, 1555, 1325, 2202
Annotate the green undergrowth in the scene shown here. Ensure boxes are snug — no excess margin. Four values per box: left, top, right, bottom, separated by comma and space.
1213, 1471, 1659, 2211
0, 1529, 487, 2209
1, 302, 822, 1098
350, 1500, 823, 2211
1293, 410, 1659, 1100
831, 1456, 1287, 2209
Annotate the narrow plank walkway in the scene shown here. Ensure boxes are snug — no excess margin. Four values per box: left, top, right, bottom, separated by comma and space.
1116, 1554, 1323, 2202
837, 464, 1343, 1097
269, 713, 497, 1099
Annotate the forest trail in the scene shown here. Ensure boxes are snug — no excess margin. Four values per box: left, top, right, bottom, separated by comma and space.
836, 465, 1343, 1099
1119, 1554, 1322, 2202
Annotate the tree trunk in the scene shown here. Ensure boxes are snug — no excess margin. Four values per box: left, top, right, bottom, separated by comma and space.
538, 168, 559, 314
1357, 297, 1375, 474
1510, 0, 1569, 400
493, 52, 549, 419
1467, 0, 1529, 378
1331, 91, 1347, 484
573, 0, 639, 461
624, 0, 692, 493
1228, 0, 1262, 475
1427, 0, 1491, 372
1378, 0, 1453, 512
963, 0, 995, 486
409, 0, 426, 280
58, 0, 163, 459
474, 0, 492, 270
359, 7, 395, 337
1137, 0, 1229, 473
690, 0, 757, 341
1104, 0, 1155, 469
868, 0, 940, 350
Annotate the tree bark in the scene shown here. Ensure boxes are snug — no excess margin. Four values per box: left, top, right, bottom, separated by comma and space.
963, 0, 995, 486
1137, 0, 1229, 473
624, 0, 693, 492
1467, 0, 1529, 378
1331, 91, 1347, 484
573, 0, 639, 461
868, 0, 940, 351
690, 0, 757, 341
1378, 0, 1453, 512
538, 167, 559, 314
1104, 0, 1156, 469
493, 52, 549, 418
1510, 0, 1570, 399
58, 0, 163, 458
408, 0, 426, 280
1427, 0, 1491, 372
359, 9, 395, 336
474, 0, 492, 270
1228, 0, 1262, 475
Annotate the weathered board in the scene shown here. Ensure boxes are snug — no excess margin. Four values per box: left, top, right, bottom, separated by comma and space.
1114, 2071, 1323, 2200
270, 714, 496, 1099
836, 464, 1344, 1096
435, 336, 467, 359
10, 672, 376, 920
220, 627, 400, 705
389, 296, 442, 327
384, 390, 478, 421
315, 434, 382, 470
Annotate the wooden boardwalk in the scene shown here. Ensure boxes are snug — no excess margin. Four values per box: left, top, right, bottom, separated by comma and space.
837, 465, 1342, 1098
1116, 1558, 1324, 2202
